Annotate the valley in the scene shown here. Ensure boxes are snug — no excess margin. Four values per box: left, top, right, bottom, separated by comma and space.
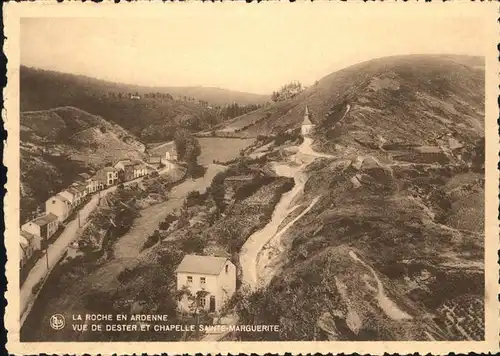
20, 54, 485, 343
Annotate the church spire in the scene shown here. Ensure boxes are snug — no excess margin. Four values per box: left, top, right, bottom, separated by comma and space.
303, 105, 312, 125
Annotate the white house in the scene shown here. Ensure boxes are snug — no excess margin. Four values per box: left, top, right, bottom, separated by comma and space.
175, 255, 236, 313
96, 167, 119, 186
163, 142, 178, 161
20, 230, 41, 267
20, 239, 30, 268
301, 106, 315, 137
133, 163, 148, 178
78, 173, 100, 194
46, 195, 72, 222
160, 158, 177, 172
67, 187, 84, 207
57, 190, 77, 209
21, 213, 59, 242
114, 159, 132, 171
71, 182, 88, 198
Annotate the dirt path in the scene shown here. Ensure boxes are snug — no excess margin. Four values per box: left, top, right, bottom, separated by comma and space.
82, 164, 227, 290
113, 201, 182, 259
348, 250, 413, 320
239, 164, 305, 289
239, 136, 327, 290
256, 195, 321, 288
298, 137, 336, 158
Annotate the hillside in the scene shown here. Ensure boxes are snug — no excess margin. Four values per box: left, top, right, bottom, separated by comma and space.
222, 55, 484, 145
153, 86, 269, 106
20, 66, 268, 142
20, 106, 146, 223
231, 55, 485, 341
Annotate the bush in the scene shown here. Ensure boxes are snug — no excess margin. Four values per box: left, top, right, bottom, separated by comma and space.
190, 164, 207, 179
186, 190, 208, 207
234, 176, 273, 201
181, 233, 206, 254
159, 213, 177, 230
142, 230, 161, 251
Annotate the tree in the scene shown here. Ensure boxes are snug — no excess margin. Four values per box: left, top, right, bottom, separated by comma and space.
174, 129, 201, 177
211, 172, 226, 215
175, 287, 210, 338
271, 81, 304, 102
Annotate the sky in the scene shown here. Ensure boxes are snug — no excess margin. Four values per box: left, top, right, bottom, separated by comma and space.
20, 5, 485, 95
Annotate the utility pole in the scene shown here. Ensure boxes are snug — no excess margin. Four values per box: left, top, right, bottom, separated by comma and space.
44, 241, 49, 272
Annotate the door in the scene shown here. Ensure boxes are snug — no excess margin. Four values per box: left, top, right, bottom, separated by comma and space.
209, 296, 216, 312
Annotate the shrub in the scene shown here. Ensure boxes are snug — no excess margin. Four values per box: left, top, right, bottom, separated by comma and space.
234, 176, 273, 201
142, 230, 161, 251
159, 213, 177, 230
181, 233, 206, 254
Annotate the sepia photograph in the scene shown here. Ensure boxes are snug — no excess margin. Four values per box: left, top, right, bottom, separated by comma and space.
4, 2, 498, 355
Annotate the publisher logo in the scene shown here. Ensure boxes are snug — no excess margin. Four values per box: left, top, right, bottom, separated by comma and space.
49, 314, 65, 330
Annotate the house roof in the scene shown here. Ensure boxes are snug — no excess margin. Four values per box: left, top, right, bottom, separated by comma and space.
21, 230, 35, 241
20, 236, 28, 248
73, 184, 87, 192
175, 255, 229, 275
67, 187, 80, 195
58, 189, 74, 198
78, 173, 91, 180
116, 159, 132, 164
31, 213, 59, 226
53, 194, 70, 204
102, 166, 118, 172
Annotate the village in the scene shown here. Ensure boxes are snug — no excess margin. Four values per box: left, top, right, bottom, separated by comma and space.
19, 147, 179, 273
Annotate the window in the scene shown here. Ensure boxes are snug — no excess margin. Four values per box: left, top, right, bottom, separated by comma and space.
200, 295, 206, 308
186, 276, 193, 286
200, 277, 206, 290
225, 264, 229, 274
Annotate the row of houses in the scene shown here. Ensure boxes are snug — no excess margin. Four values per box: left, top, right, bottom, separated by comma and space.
19, 158, 153, 268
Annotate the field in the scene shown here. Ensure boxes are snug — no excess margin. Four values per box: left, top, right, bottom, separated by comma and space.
151, 137, 255, 166
197, 137, 255, 165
